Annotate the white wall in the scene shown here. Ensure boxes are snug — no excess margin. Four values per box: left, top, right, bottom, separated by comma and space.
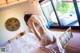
0, 7, 27, 46
0, 0, 43, 46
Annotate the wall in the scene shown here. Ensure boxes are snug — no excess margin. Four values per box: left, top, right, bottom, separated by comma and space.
0, 0, 43, 46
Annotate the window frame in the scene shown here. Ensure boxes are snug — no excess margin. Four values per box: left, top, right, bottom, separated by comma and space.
39, 0, 80, 29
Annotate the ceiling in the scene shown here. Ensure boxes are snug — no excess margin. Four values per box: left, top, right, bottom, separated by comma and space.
0, 0, 27, 8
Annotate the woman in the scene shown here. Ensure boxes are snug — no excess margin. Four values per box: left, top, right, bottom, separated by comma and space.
24, 14, 64, 53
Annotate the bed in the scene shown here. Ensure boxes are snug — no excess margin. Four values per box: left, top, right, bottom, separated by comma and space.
6, 33, 40, 53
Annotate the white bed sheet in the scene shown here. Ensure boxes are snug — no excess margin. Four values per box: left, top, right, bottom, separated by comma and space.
6, 33, 40, 53
5, 32, 65, 53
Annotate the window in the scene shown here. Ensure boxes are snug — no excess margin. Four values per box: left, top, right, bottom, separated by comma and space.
39, 0, 80, 29
52, 0, 79, 26
40, 0, 59, 27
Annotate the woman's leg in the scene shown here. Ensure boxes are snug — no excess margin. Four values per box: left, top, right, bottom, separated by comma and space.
52, 36, 61, 53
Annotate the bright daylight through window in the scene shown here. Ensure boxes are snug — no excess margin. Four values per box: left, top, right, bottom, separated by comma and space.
39, 0, 80, 28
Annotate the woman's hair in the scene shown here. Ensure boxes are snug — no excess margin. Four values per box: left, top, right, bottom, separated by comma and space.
39, 0, 44, 3
24, 14, 32, 25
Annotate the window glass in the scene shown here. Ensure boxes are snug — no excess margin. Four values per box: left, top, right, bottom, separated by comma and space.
40, 0, 59, 26
77, 0, 80, 15
52, 0, 79, 26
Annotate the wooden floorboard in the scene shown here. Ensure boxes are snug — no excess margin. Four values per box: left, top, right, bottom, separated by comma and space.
50, 28, 80, 53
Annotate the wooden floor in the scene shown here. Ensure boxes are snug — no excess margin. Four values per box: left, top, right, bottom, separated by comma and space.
50, 28, 80, 53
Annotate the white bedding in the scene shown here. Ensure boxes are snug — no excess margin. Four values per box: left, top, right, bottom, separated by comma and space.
5, 32, 65, 53
6, 33, 40, 53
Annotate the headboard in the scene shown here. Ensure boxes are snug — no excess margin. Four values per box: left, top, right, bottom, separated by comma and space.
4, 31, 26, 45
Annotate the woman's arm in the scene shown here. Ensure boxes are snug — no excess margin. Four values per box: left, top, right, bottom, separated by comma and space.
28, 19, 41, 41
